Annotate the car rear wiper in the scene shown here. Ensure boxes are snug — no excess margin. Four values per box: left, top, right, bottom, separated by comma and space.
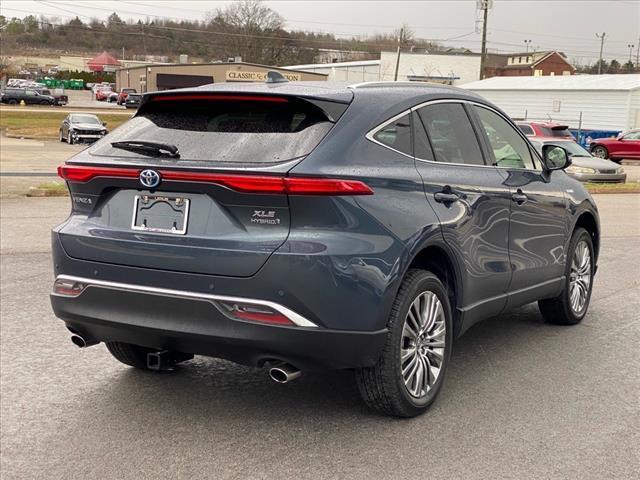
111, 140, 180, 158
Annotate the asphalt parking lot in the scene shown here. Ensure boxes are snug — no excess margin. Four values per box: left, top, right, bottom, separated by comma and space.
0, 192, 638, 479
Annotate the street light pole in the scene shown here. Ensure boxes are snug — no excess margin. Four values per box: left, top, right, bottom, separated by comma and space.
524, 39, 531, 53
596, 32, 606, 74
628, 44, 635, 72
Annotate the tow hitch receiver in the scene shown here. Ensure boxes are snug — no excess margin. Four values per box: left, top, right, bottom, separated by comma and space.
146, 350, 194, 371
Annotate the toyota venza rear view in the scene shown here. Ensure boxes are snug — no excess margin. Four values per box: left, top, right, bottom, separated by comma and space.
51, 81, 599, 417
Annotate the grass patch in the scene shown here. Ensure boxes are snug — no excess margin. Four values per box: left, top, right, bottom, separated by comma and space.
26, 181, 69, 197
585, 182, 640, 194
0, 110, 131, 138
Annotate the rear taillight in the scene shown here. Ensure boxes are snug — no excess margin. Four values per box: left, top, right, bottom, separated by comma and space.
57, 165, 373, 196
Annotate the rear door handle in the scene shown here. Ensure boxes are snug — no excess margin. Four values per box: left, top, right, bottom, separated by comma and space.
512, 190, 528, 205
434, 191, 461, 204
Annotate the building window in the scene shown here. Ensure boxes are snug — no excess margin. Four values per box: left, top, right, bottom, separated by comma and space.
534, 69, 543, 76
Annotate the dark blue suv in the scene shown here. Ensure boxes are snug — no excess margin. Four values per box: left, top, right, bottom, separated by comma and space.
51, 81, 599, 417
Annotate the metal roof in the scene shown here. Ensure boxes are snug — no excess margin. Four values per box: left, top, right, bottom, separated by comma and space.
461, 74, 640, 91
283, 60, 381, 70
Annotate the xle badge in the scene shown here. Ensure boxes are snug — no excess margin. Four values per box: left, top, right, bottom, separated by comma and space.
251, 210, 280, 225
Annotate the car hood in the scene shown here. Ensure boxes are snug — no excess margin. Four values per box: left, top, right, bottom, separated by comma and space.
570, 156, 620, 169
71, 123, 105, 130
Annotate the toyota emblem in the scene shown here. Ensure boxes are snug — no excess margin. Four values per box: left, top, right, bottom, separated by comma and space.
139, 169, 161, 188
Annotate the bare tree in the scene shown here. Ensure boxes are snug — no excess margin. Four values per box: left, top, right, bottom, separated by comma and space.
207, 0, 286, 64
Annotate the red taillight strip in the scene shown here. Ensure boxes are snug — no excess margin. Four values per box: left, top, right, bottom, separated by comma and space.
57, 165, 139, 182
58, 165, 373, 196
149, 94, 288, 103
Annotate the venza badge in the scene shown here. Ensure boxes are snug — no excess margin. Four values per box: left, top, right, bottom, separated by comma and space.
139, 169, 161, 188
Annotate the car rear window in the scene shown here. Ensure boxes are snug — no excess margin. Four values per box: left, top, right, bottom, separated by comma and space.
538, 126, 572, 138
91, 97, 333, 164
517, 124, 535, 135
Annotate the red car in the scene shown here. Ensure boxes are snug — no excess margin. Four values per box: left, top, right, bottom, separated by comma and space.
117, 88, 137, 105
95, 88, 112, 101
516, 121, 575, 140
590, 129, 640, 162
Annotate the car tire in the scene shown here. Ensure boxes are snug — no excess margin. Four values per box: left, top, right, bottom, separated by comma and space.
40, 100, 49, 105
105, 342, 158, 370
356, 269, 453, 417
67, 131, 73, 145
539, 227, 594, 325
59, 129, 65, 142
591, 146, 609, 159
7, 99, 17, 105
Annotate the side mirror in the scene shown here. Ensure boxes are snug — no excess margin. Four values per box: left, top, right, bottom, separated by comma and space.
102, 122, 107, 126
542, 144, 571, 171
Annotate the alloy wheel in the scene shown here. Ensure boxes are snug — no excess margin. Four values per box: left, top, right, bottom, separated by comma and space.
569, 240, 591, 314
400, 291, 446, 399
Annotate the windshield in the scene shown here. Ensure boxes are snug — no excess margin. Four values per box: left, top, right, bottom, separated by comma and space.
71, 115, 101, 125
531, 140, 591, 157
90, 98, 333, 165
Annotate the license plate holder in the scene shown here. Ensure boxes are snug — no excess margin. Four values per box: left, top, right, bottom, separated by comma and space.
131, 195, 189, 235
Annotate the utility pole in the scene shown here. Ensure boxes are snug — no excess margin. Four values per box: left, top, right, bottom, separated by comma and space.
628, 43, 635, 72
478, 0, 492, 80
596, 32, 606, 74
393, 27, 404, 81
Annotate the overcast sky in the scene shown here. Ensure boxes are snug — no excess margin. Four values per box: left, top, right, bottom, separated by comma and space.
1, 0, 639, 64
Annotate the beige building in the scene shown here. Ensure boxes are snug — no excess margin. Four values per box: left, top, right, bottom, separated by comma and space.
115, 62, 327, 92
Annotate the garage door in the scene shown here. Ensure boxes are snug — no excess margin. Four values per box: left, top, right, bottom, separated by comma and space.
156, 74, 214, 90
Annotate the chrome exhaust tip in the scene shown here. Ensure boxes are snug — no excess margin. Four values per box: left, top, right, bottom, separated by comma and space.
268, 363, 302, 384
70, 334, 98, 348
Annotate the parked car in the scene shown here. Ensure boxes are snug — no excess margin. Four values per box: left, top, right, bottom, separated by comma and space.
95, 87, 112, 101
530, 138, 626, 183
123, 93, 141, 109
52, 81, 599, 417
0, 88, 56, 105
33, 87, 68, 106
59, 113, 108, 144
517, 121, 575, 140
117, 88, 137, 105
589, 129, 640, 162
107, 92, 119, 103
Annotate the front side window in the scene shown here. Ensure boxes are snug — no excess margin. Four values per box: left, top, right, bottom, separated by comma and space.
622, 131, 640, 140
417, 103, 485, 166
474, 106, 539, 170
373, 113, 412, 156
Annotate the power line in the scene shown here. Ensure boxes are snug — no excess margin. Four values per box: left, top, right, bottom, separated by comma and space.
1, 5, 634, 60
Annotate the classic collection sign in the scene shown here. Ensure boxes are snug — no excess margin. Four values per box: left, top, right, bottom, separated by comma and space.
225, 70, 302, 82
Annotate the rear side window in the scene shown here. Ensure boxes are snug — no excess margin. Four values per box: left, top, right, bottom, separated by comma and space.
373, 113, 412, 156
518, 124, 534, 135
412, 111, 434, 161
417, 103, 485, 166
91, 97, 333, 164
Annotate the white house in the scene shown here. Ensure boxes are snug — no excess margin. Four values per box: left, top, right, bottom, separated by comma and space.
379, 51, 481, 85
283, 60, 381, 82
462, 74, 640, 131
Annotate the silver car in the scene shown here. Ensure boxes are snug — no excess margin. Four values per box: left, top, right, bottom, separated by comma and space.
530, 139, 626, 183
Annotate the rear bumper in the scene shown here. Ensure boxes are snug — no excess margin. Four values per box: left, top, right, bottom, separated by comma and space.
50, 277, 387, 371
